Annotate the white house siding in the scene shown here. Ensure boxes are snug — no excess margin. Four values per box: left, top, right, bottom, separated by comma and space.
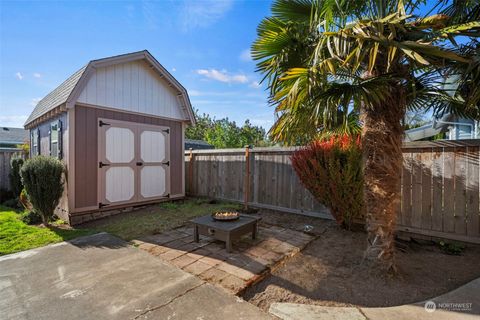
77, 60, 186, 121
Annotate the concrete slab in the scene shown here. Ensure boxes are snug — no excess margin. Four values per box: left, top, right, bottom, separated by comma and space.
269, 278, 480, 320
361, 277, 480, 320
269, 303, 366, 320
0, 233, 271, 320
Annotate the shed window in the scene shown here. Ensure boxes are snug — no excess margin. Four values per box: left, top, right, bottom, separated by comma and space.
50, 120, 62, 159
31, 129, 40, 156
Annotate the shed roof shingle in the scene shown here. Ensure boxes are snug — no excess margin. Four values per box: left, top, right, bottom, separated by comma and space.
24, 66, 87, 126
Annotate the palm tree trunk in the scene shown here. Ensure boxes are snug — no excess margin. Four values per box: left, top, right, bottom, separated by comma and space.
361, 90, 405, 272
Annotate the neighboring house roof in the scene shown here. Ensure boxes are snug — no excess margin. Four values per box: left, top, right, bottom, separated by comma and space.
185, 139, 214, 150
24, 50, 195, 128
0, 127, 29, 145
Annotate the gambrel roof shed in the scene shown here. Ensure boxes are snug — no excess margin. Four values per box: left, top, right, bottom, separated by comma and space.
25, 50, 195, 128
25, 50, 195, 225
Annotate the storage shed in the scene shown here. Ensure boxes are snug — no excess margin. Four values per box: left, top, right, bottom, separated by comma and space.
24, 50, 195, 224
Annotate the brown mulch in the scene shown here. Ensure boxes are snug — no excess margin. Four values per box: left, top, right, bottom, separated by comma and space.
242, 209, 480, 311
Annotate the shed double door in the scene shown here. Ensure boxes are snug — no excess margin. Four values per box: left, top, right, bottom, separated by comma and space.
98, 118, 170, 208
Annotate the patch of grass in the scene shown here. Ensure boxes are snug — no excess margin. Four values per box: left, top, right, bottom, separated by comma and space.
80, 198, 242, 241
0, 206, 95, 256
439, 241, 465, 255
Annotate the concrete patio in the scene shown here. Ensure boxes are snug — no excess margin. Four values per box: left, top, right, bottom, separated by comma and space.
0, 233, 272, 320
133, 224, 315, 294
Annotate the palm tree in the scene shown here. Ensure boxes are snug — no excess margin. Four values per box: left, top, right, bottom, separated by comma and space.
253, 0, 480, 272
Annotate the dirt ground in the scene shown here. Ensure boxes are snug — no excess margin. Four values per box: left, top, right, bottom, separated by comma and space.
243, 209, 480, 311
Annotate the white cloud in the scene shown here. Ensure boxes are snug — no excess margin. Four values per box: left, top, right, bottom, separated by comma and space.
240, 49, 252, 62
249, 81, 261, 89
180, 0, 233, 31
196, 69, 248, 84
15, 72, 23, 80
171, 67, 177, 72
30, 97, 42, 107
250, 118, 274, 129
33, 73, 41, 78
0, 115, 28, 127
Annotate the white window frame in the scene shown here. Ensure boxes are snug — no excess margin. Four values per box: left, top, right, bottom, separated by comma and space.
50, 120, 62, 159
31, 129, 39, 156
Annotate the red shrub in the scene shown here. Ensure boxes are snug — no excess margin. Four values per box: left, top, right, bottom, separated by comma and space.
291, 135, 364, 228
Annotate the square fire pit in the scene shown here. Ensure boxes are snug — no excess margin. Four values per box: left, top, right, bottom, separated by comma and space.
190, 214, 261, 252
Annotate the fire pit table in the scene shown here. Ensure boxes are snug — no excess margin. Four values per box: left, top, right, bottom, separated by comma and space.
191, 214, 261, 252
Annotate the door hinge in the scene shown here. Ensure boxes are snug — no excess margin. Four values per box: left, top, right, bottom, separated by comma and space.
162, 128, 170, 134
162, 161, 170, 166
99, 120, 111, 127
99, 161, 110, 168
99, 202, 110, 208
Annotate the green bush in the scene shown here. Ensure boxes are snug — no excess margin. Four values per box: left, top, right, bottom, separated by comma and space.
9, 157, 24, 197
2, 198, 20, 209
21, 210, 43, 225
20, 156, 64, 225
291, 135, 364, 229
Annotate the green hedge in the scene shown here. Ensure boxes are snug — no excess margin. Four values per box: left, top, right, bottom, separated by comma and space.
20, 156, 64, 225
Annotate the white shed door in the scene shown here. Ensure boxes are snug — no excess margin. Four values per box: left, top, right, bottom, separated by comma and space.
138, 128, 170, 199
98, 119, 170, 208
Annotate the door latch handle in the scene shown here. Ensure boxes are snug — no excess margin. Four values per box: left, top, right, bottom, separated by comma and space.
136, 162, 143, 166
99, 162, 110, 168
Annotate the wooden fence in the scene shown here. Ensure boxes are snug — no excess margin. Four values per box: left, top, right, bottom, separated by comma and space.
0, 148, 25, 191
185, 140, 480, 244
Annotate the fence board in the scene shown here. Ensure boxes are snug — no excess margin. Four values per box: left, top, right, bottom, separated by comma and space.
431, 148, 444, 231
443, 148, 456, 233
466, 146, 479, 237
0, 149, 25, 192
185, 141, 480, 244
421, 149, 432, 230
454, 148, 467, 235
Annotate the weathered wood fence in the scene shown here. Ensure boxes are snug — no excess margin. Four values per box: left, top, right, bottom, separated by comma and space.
185, 140, 480, 244
0, 148, 24, 191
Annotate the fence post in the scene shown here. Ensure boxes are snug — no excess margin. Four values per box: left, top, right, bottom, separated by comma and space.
188, 148, 194, 195
244, 145, 251, 210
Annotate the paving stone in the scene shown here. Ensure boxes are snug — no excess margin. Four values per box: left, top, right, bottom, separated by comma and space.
202, 242, 226, 253
171, 254, 196, 269
198, 254, 225, 267
137, 242, 158, 252
144, 234, 176, 245
225, 254, 252, 268
198, 267, 229, 283
177, 242, 201, 253
166, 240, 189, 250
272, 242, 298, 255
149, 245, 170, 256
216, 262, 255, 281
183, 260, 212, 275
159, 249, 185, 261
186, 248, 211, 260
219, 274, 247, 293
243, 246, 270, 258
243, 260, 268, 274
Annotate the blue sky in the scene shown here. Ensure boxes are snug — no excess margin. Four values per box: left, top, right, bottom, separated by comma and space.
0, 0, 274, 129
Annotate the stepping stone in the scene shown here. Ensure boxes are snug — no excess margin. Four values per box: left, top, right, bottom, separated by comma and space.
269, 303, 366, 320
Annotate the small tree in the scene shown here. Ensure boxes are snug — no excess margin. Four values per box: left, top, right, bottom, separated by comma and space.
291, 135, 363, 229
20, 156, 64, 225
9, 157, 24, 198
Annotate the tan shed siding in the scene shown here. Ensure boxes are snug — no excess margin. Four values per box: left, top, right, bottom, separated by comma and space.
77, 60, 187, 121
73, 105, 183, 210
